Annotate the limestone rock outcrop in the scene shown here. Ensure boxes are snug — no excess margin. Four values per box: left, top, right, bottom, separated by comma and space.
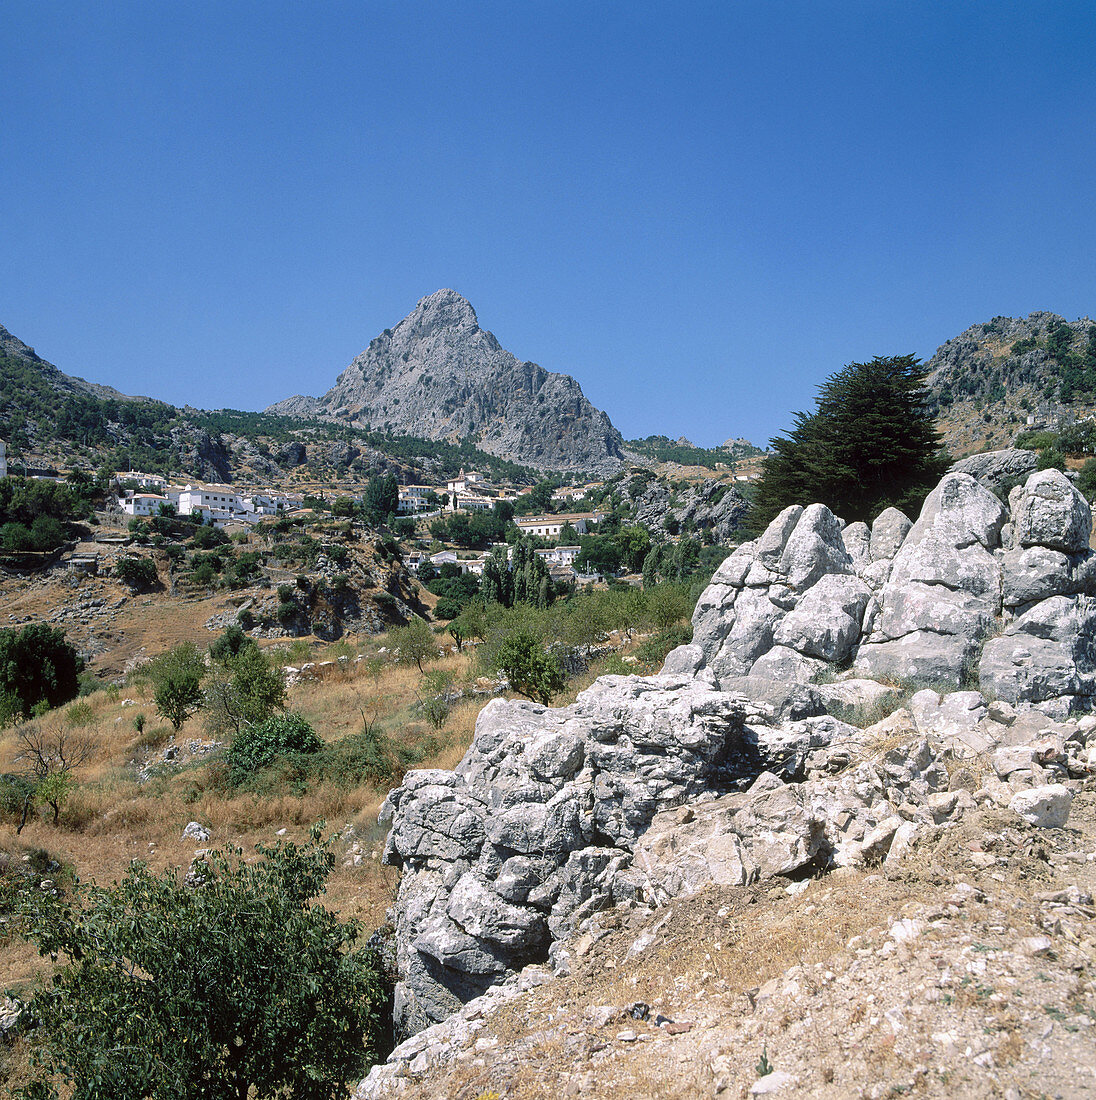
372, 464, 1096, 1053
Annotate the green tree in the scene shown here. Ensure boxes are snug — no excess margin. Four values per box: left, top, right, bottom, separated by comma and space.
391, 616, 437, 672
750, 355, 948, 530
363, 474, 399, 523
204, 645, 287, 737
146, 642, 206, 730
0, 624, 83, 724
14, 828, 386, 1100
492, 630, 565, 705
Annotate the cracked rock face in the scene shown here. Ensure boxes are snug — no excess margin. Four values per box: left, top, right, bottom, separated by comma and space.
379, 675, 848, 1035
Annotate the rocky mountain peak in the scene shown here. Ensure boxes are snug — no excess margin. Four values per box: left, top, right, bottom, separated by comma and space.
268, 292, 625, 476
0, 323, 45, 364
406, 288, 480, 335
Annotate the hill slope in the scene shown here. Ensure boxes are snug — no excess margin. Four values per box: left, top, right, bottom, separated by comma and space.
926, 311, 1096, 455
267, 289, 626, 476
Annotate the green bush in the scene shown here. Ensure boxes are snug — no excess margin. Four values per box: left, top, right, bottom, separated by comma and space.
0, 623, 83, 723
116, 554, 159, 590
316, 723, 425, 789
224, 712, 322, 785
12, 829, 387, 1099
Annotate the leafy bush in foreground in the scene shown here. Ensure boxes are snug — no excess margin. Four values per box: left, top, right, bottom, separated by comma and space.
13, 828, 387, 1099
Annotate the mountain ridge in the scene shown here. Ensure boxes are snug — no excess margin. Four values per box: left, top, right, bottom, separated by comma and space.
925, 310, 1096, 456
266, 289, 627, 476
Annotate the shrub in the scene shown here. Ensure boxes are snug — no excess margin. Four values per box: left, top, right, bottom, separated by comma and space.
224, 712, 321, 785
317, 722, 424, 789
0, 623, 83, 723
13, 829, 387, 1099
116, 554, 159, 590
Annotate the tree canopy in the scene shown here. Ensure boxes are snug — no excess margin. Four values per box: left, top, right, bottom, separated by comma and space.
749, 355, 948, 530
0, 624, 83, 724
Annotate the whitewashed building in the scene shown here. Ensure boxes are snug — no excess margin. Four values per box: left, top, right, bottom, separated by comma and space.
121, 493, 171, 517
514, 512, 604, 539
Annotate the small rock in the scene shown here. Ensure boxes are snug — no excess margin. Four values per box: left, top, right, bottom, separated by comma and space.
750, 1070, 799, 1095
616, 1029, 638, 1042
1009, 784, 1073, 828
1022, 935, 1054, 957
181, 821, 211, 842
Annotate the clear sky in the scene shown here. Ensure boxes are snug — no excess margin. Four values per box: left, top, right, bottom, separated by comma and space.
4, 1, 1096, 448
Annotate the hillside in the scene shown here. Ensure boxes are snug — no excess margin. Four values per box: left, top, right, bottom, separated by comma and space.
266, 290, 627, 477
926, 311, 1096, 456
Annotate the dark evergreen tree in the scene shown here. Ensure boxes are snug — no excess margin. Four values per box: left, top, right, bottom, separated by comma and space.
750, 355, 948, 530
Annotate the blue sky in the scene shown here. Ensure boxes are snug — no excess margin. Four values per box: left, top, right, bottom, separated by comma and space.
4, 1, 1096, 448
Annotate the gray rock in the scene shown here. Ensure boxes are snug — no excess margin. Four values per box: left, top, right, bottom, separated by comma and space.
1008, 784, 1073, 828
181, 821, 210, 842
383, 675, 757, 1034
841, 521, 872, 569
772, 573, 871, 662
1013, 469, 1092, 553
950, 448, 1038, 493
870, 507, 912, 561
979, 595, 1096, 710
853, 475, 1006, 687
779, 504, 852, 591
749, 645, 826, 684
904, 472, 1007, 551
1000, 546, 1076, 608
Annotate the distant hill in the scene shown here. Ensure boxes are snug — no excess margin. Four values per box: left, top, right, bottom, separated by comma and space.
266, 289, 626, 477
624, 434, 763, 469
925, 311, 1096, 456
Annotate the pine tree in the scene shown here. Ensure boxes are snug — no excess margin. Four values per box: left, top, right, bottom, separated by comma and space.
750, 355, 948, 530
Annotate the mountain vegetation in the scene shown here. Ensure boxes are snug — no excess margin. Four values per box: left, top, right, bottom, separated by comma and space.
624, 434, 763, 468
926, 311, 1096, 455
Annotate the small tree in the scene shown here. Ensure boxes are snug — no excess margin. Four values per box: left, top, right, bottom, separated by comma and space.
14, 721, 95, 832
146, 642, 206, 730
392, 616, 437, 673
493, 630, 565, 705
14, 828, 386, 1099
204, 646, 287, 738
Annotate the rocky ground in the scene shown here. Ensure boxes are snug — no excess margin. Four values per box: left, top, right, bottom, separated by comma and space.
354, 459, 1096, 1099
357, 779, 1095, 1100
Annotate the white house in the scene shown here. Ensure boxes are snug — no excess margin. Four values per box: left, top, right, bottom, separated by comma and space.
514, 512, 604, 540
175, 484, 248, 523
536, 545, 580, 567
446, 469, 488, 495
451, 491, 496, 513
116, 470, 167, 492
121, 493, 171, 517
398, 485, 436, 513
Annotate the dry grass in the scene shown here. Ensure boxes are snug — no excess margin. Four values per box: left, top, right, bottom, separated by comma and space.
0, 631, 506, 1013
